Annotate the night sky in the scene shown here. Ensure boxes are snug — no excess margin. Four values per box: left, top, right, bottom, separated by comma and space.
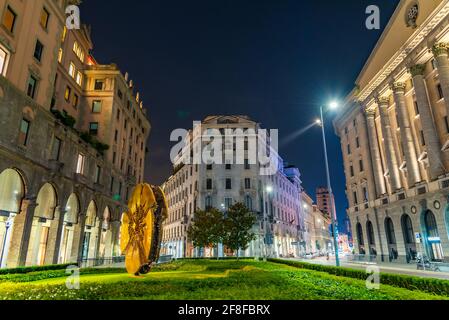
81, 0, 399, 232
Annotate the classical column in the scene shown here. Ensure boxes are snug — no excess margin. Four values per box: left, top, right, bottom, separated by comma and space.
392, 82, 421, 185
433, 43, 449, 115
44, 206, 64, 265
69, 214, 85, 264
377, 96, 402, 191
410, 64, 446, 180
6, 199, 37, 267
365, 107, 387, 196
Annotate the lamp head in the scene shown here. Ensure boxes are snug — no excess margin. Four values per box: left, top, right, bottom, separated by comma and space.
328, 101, 339, 110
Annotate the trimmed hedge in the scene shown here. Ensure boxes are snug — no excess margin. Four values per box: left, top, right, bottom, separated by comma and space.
0, 263, 75, 276
269, 258, 449, 296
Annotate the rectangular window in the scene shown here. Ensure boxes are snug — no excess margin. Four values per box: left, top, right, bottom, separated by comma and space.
226, 178, 232, 190
0, 46, 9, 75
206, 179, 212, 190
353, 192, 358, 205
64, 86, 71, 101
3, 6, 17, 33
95, 165, 101, 184
19, 119, 30, 146
206, 164, 212, 170
89, 122, 99, 136
420, 130, 426, 146
350, 165, 354, 177
58, 48, 63, 63
76, 153, 85, 175
27, 75, 38, 98
359, 159, 364, 172
68, 62, 76, 78
94, 79, 104, 90
437, 84, 444, 100
112, 152, 116, 164
414, 101, 420, 115
225, 198, 233, 210
51, 137, 61, 160
226, 164, 231, 170
356, 137, 360, 148
114, 130, 118, 142
244, 159, 250, 170
245, 178, 251, 189
40, 7, 50, 29
110, 177, 114, 193
445, 116, 449, 134
76, 71, 83, 86
92, 100, 102, 113
347, 144, 351, 155
118, 89, 123, 99
72, 94, 79, 108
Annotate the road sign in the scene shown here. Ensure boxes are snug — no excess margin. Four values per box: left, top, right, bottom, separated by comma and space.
415, 232, 421, 244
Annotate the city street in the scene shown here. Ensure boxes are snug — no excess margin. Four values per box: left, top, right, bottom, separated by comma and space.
290, 257, 449, 280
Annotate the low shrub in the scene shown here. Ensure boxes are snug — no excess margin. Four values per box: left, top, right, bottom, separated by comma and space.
0, 263, 75, 276
269, 259, 449, 296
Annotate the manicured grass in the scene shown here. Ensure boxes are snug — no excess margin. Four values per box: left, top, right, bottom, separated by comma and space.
0, 259, 447, 300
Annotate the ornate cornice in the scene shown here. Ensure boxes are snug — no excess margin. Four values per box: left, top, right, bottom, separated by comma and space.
356, 2, 449, 104
432, 42, 449, 57
409, 64, 426, 77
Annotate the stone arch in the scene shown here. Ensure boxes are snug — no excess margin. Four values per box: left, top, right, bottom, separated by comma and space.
0, 168, 26, 214
366, 220, 376, 256
0, 168, 26, 268
85, 201, 97, 227
58, 193, 81, 264
422, 209, 444, 261
26, 183, 59, 266
401, 214, 416, 262
34, 183, 57, 220
385, 217, 398, 261
356, 222, 365, 255
81, 200, 100, 265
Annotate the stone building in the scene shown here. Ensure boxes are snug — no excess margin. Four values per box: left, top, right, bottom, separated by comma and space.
301, 192, 332, 255
334, 0, 449, 263
0, 0, 150, 268
161, 115, 303, 259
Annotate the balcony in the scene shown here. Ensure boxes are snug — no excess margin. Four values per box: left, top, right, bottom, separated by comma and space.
73, 173, 88, 185
48, 160, 64, 175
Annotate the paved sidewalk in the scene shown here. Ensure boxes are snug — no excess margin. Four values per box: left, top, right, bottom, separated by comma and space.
289, 257, 449, 280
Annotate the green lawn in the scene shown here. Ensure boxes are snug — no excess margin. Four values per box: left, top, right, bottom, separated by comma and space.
0, 259, 447, 300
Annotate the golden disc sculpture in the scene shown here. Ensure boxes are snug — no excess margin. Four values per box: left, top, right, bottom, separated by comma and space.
120, 183, 168, 275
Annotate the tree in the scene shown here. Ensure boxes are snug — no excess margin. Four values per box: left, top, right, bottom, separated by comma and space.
187, 208, 225, 257
223, 203, 257, 259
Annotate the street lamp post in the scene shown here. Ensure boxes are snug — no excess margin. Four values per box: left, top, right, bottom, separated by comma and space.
319, 104, 341, 267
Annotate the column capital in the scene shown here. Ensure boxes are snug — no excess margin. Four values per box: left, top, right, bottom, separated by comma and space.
364, 106, 376, 117
432, 42, 449, 57
375, 96, 390, 106
392, 82, 406, 93
409, 64, 426, 77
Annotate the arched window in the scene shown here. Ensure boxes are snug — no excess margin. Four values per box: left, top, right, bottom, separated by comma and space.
34, 183, 57, 220
85, 201, 97, 227
385, 218, 396, 245
401, 214, 414, 244
0, 169, 25, 213
367, 221, 375, 246
356, 223, 364, 245
425, 210, 439, 238
245, 196, 253, 211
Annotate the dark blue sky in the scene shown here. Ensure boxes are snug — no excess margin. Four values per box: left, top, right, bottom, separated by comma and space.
81, 0, 399, 232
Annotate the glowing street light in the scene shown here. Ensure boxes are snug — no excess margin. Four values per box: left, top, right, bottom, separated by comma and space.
319, 100, 341, 267
266, 186, 273, 193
